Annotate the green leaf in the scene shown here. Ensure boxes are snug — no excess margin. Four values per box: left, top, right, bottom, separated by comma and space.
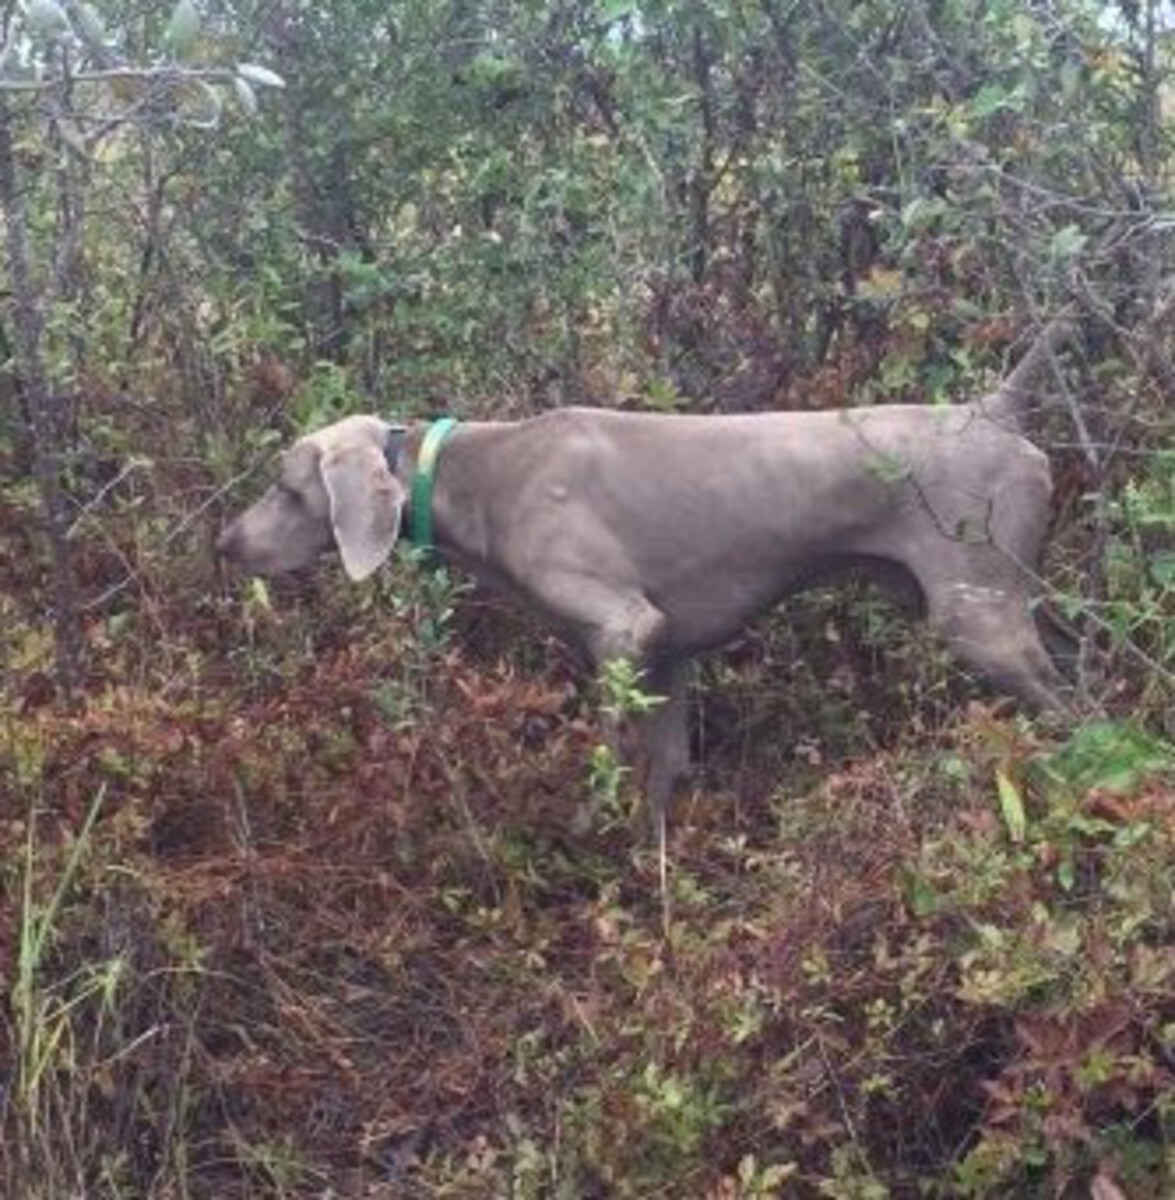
237, 62, 286, 89
23, 0, 71, 37
74, 2, 108, 49
969, 82, 1014, 118
1043, 722, 1174, 794
163, 0, 201, 59
996, 770, 1027, 843
247, 577, 271, 611
1049, 224, 1088, 263
905, 870, 940, 917
175, 78, 222, 128
1148, 551, 1175, 588
866, 449, 912, 484
1056, 856, 1075, 892
233, 75, 259, 116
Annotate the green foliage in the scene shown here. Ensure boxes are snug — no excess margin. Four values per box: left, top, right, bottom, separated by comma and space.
2, 0, 1175, 1194
370, 551, 468, 725
587, 741, 629, 817
598, 656, 665, 721
13, 785, 110, 1112
1038, 720, 1175, 796
590, 658, 664, 822
162, 0, 202, 60
1096, 450, 1175, 675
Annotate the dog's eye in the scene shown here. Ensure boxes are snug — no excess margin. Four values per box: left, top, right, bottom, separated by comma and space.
276, 482, 303, 507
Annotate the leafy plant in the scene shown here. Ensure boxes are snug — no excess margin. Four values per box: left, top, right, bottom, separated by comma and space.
588, 657, 665, 824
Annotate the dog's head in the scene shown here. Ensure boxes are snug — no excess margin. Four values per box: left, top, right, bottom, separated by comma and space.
217, 415, 405, 581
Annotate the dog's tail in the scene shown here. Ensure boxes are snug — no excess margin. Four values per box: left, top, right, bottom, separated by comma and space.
982, 314, 1076, 427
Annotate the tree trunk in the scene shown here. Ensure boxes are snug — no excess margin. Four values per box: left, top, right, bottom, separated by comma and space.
0, 99, 83, 700
688, 20, 715, 285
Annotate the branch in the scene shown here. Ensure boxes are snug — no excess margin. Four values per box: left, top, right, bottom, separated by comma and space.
0, 64, 240, 92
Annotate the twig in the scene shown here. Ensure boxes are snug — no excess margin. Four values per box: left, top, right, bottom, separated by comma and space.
0, 65, 241, 93
80, 460, 261, 612
64, 458, 149, 539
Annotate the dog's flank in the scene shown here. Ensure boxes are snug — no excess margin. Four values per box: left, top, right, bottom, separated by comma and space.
219, 322, 1074, 821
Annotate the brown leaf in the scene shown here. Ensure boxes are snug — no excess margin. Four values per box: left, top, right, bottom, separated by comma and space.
1085, 790, 1135, 825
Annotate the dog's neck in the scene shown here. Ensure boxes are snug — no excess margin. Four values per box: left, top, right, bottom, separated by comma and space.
384, 423, 445, 550
393, 421, 525, 602
384, 420, 486, 564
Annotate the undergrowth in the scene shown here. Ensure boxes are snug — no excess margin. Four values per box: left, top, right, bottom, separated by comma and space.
1, 569, 1172, 1198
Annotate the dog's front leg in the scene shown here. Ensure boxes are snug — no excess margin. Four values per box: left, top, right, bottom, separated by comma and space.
532, 576, 675, 833
638, 664, 690, 835
589, 657, 689, 834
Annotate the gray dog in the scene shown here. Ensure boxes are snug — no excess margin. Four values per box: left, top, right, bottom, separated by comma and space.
219, 320, 1073, 819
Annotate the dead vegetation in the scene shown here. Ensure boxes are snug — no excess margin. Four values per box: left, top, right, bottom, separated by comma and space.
2, 542, 1173, 1196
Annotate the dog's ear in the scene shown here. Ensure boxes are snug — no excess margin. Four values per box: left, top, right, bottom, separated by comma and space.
320, 444, 405, 581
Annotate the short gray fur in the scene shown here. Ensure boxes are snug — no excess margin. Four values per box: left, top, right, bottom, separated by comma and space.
218, 319, 1075, 822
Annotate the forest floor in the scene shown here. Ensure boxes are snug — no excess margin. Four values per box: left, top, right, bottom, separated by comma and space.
2, 545, 1173, 1197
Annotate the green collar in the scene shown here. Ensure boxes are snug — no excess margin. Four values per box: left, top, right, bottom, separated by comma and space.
409, 417, 459, 549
